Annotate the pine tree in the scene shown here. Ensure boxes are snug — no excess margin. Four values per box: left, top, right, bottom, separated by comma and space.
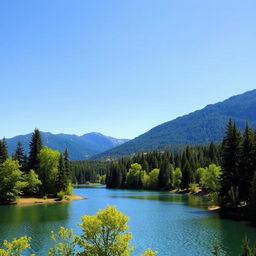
181, 157, 194, 189
0, 138, 8, 164
27, 129, 42, 172
239, 124, 254, 201
209, 142, 219, 164
106, 162, 122, 188
63, 149, 71, 182
158, 159, 170, 189
13, 141, 27, 170
56, 154, 67, 192
220, 120, 241, 205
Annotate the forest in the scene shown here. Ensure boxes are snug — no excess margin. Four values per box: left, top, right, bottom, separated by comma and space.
105, 120, 256, 213
0, 129, 72, 204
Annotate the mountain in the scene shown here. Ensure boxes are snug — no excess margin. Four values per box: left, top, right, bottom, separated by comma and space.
6, 132, 129, 160
95, 89, 256, 158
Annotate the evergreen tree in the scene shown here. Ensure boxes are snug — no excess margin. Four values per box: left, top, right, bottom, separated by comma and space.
56, 154, 67, 192
63, 149, 71, 182
106, 162, 122, 188
181, 158, 193, 189
209, 142, 219, 164
158, 159, 170, 189
220, 120, 241, 205
0, 138, 8, 164
27, 129, 42, 172
13, 141, 27, 170
239, 124, 254, 201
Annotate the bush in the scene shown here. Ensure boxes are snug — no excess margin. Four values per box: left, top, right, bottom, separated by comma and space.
57, 191, 65, 201
189, 183, 198, 193
66, 182, 73, 195
208, 192, 220, 206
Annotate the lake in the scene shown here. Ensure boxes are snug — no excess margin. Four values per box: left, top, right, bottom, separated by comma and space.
0, 185, 256, 255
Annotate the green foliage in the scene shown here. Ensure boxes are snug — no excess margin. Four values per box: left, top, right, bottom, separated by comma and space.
57, 191, 65, 201
13, 141, 27, 171
105, 147, 219, 191
0, 138, 8, 165
66, 182, 73, 196
27, 129, 42, 173
77, 206, 134, 256
49, 206, 157, 256
140, 249, 158, 256
37, 147, 60, 195
0, 236, 35, 256
148, 169, 160, 190
158, 158, 170, 189
220, 120, 241, 206
56, 154, 69, 193
208, 192, 220, 206
189, 183, 197, 193
0, 159, 25, 203
125, 163, 145, 189
22, 170, 42, 196
239, 123, 255, 201
197, 164, 222, 192
170, 168, 182, 190
71, 160, 110, 184
49, 227, 76, 256
181, 159, 194, 189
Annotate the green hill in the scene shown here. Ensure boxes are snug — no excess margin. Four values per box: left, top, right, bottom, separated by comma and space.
94, 90, 256, 158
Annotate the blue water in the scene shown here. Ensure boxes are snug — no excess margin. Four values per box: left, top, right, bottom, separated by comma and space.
0, 186, 256, 255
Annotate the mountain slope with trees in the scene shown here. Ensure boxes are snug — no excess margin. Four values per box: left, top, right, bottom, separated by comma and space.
95, 90, 256, 158
5, 132, 129, 160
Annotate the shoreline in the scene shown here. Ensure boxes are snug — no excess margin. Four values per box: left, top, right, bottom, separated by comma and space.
13, 195, 85, 206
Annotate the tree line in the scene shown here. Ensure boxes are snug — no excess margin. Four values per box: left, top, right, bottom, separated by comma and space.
106, 120, 256, 212
70, 160, 109, 184
106, 143, 221, 190
0, 129, 72, 204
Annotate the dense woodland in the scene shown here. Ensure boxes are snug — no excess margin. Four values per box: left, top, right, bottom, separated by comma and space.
70, 160, 109, 184
105, 120, 256, 212
0, 129, 72, 204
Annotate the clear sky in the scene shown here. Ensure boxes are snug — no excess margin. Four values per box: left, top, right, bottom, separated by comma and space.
0, 0, 255, 139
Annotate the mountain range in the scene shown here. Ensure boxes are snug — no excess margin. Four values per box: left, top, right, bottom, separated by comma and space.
5, 90, 256, 160
5, 132, 129, 160
94, 89, 256, 158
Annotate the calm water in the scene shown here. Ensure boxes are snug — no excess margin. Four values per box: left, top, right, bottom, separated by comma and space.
0, 186, 256, 255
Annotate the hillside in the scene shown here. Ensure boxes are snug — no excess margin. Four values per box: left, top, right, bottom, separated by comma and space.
94, 89, 256, 158
6, 132, 129, 160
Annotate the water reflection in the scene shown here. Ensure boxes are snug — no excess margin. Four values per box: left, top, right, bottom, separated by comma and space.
0, 203, 70, 255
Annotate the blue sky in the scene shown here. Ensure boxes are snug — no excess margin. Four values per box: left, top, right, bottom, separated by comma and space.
0, 0, 255, 139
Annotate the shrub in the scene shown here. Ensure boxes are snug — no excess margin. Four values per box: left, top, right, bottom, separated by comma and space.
57, 191, 65, 201
189, 183, 198, 193
66, 182, 73, 196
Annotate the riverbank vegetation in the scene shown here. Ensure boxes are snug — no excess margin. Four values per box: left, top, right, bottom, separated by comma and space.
105, 121, 256, 220
0, 129, 72, 204
0, 206, 157, 256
